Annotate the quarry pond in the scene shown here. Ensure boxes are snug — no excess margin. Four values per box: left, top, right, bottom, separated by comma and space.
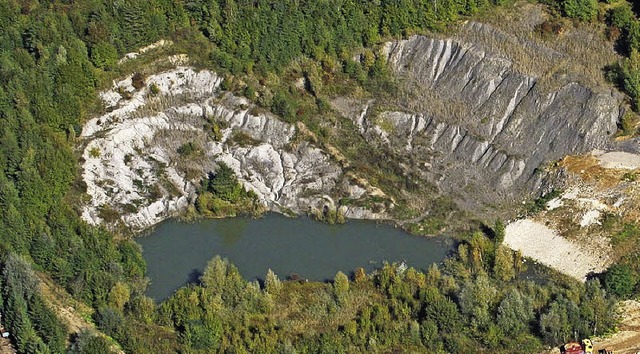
139, 213, 454, 300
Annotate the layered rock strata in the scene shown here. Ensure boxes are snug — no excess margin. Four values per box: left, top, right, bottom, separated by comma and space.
81, 67, 383, 230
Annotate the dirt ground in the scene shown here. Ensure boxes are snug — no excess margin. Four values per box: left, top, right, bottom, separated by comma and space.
592, 300, 640, 354
37, 273, 124, 354
0, 339, 16, 354
527, 151, 640, 354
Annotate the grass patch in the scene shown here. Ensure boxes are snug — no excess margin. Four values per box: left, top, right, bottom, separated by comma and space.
230, 131, 260, 147
89, 146, 101, 158
612, 223, 640, 245
622, 171, 637, 182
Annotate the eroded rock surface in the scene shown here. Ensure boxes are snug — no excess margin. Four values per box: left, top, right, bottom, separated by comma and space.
82, 20, 628, 230
81, 67, 385, 230
339, 25, 623, 215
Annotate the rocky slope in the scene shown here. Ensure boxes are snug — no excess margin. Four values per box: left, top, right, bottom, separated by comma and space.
336, 22, 625, 216
81, 18, 632, 231
80, 66, 385, 230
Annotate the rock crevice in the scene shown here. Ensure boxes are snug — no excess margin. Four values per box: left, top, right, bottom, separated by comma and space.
355, 31, 624, 212
81, 68, 385, 230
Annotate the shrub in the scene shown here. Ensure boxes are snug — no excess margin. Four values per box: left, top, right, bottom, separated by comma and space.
620, 50, 640, 110
149, 83, 160, 95
607, 4, 635, 31
90, 42, 118, 70
177, 142, 198, 156
619, 111, 637, 136
612, 223, 640, 245
131, 73, 145, 90
562, 0, 598, 21
89, 147, 101, 158
69, 330, 113, 354
604, 264, 637, 298
229, 131, 259, 147
98, 205, 120, 223
207, 163, 240, 199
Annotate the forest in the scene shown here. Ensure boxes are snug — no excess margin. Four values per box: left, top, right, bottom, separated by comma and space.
0, 0, 638, 352
92, 230, 619, 353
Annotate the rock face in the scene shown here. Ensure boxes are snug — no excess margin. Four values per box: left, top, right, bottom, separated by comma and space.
81, 67, 384, 230
82, 20, 627, 230
346, 28, 622, 213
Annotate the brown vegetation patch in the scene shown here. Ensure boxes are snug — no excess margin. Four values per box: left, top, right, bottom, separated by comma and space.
37, 273, 124, 353
459, 2, 620, 90
559, 155, 624, 189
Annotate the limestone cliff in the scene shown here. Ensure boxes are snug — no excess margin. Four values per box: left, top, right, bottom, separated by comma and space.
81, 67, 383, 230
339, 23, 624, 216
81, 20, 629, 230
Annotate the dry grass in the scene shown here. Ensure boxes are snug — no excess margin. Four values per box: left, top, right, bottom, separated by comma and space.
559, 155, 625, 189
37, 273, 124, 353
456, 2, 620, 90
533, 153, 640, 263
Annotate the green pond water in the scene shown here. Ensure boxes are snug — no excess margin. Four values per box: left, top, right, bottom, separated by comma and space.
138, 213, 454, 300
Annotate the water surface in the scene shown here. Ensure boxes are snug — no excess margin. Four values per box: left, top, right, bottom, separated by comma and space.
139, 214, 453, 300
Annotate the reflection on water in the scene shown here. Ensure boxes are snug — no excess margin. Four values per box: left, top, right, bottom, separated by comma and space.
138, 213, 453, 300
216, 217, 247, 246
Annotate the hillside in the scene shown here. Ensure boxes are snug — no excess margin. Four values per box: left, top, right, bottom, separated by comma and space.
1, 0, 640, 353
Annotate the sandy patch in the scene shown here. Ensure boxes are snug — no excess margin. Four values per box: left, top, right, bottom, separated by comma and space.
504, 219, 608, 280
593, 300, 640, 354
595, 151, 640, 170
118, 39, 172, 64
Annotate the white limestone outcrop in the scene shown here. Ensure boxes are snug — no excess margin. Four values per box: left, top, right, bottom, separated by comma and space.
80, 67, 385, 230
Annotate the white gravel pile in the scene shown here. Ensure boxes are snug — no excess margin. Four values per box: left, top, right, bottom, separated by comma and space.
595, 151, 640, 170
504, 219, 608, 280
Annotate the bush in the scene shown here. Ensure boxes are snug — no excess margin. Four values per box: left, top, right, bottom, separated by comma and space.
607, 5, 635, 30
207, 163, 243, 202
149, 83, 160, 95
230, 131, 259, 147
620, 50, 640, 110
89, 147, 101, 158
69, 330, 113, 354
90, 42, 119, 70
619, 111, 637, 135
95, 307, 124, 337
604, 264, 637, 298
562, 0, 598, 21
131, 73, 146, 90
177, 142, 198, 156
271, 91, 297, 121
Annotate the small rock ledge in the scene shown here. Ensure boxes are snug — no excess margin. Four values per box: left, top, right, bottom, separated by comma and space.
80, 67, 386, 231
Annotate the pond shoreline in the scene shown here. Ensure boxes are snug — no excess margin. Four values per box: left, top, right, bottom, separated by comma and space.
137, 213, 454, 300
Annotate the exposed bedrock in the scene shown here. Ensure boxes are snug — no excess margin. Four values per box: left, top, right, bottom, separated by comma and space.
81, 67, 385, 230
350, 30, 624, 214
82, 21, 629, 229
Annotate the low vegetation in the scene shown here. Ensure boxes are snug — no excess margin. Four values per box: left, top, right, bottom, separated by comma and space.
194, 162, 261, 218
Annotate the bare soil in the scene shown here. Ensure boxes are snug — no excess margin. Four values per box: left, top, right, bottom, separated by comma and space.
37, 273, 124, 353
593, 300, 640, 354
